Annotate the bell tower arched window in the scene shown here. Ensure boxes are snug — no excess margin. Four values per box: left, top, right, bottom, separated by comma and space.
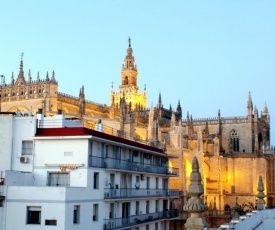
230, 129, 239, 152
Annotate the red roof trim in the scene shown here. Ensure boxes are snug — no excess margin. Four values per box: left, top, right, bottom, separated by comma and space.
35, 127, 164, 154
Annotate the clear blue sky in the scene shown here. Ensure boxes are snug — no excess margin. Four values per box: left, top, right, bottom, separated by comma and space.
1, 1, 274, 145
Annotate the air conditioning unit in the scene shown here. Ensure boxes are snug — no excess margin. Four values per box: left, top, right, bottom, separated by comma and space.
20, 156, 29, 163
104, 192, 110, 199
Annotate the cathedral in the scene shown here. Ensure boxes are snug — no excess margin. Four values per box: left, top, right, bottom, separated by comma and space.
0, 39, 273, 214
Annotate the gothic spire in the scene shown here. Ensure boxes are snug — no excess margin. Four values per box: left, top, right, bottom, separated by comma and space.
11, 72, 14, 85
247, 91, 253, 121
176, 100, 182, 120
46, 71, 49, 81
183, 156, 208, 230
256, 176, 265, 210
247, 91, 253, 108
28, 69, 32, 83
262, 102, 269, 115
16, 52, 26, 84
51, 71, 56, 82
158, 92, 162, 109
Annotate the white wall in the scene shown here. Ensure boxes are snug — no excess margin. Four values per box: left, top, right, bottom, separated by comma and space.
0, 116, 37, 177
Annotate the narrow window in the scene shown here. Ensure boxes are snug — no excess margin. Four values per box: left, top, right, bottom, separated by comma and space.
146, 177, 150, 189
27, 206, 41, 224
136, 201, 140, 215
109, 203, 114, 218
155, 222, 159, 230
93, 204, 98, 221
146, 201, 149, 214
48, 172, 70, 187
73, 205, 80, 224
94, 172, 99, 189
156, 177, 159, 189
22, 141, 33, 155
156, 200, 159, 212
230, 129, 240, 152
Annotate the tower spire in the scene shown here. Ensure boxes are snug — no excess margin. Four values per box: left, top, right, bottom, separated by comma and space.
158, 92, 162, 109
247, 91, 253, 122
16, 52, 26, 84
183, 156, 208, 230
128, 36, 131, 48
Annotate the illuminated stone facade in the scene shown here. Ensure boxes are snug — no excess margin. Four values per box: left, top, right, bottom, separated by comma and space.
0, 58, 109, 119
110, 38, 147, 114
0, 40, 273, 215
166, 94, 273, 211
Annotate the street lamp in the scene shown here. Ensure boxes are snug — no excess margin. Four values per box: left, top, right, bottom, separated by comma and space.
0, 75, 4, 112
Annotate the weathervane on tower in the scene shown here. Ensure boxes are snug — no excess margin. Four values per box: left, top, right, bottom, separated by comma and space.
128, 36, 131, 48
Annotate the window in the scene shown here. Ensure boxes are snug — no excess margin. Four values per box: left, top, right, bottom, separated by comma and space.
146, 201, 149, 213
45, 220, 57, 225
110, 173, 115, 188
109, 203, 115, 219
136, 201, 140, 215
22, 141, 33, 155
73, 205, 80, 224
146, 225, 149, 230
156, 177, 159, 189
156, 200, 159, 212
27, 206, 41, 224
93, 204, 98, 221
155, 222, 158, 230
230, 129, 239, 152
109, 203, 114, 218
146, 177, 150, 189
94, 172, 99, 189
48, 172, 70, 187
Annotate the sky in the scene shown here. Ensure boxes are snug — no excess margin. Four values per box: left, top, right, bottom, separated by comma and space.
0, 1, 274, 145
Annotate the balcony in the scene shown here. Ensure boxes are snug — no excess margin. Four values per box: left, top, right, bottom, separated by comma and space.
104, 210, 179, 230
89, 156, 179, 176
104, 188, 179, 199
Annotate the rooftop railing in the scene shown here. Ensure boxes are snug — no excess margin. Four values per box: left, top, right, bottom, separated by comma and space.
104, 188, 179, 199
104, 210, 179, 230
89, 156, 179, 176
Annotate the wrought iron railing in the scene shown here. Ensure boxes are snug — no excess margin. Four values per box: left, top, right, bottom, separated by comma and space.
104, 188, 179, 199
89, 156, 179, 176
103, 210, 179, 230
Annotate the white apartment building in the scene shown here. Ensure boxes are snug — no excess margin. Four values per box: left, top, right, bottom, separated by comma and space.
0, 112, 179, 230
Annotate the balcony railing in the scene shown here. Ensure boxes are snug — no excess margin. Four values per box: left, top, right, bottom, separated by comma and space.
104, 210, 179, 230
89, 156, 179, 176
104, 188, 179, 199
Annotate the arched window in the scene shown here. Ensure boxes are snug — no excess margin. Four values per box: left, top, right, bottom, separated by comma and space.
124, 76, 128, 85
230, 129, 239, 152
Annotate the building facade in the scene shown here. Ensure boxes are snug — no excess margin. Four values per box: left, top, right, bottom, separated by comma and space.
0, 39, 274, 226
0, 112, 179, 230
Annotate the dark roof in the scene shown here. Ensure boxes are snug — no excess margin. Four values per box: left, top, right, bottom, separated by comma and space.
35, 127, 164, 154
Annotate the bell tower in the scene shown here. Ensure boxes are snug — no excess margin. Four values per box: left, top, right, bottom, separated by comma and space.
110, 37, 147, 111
